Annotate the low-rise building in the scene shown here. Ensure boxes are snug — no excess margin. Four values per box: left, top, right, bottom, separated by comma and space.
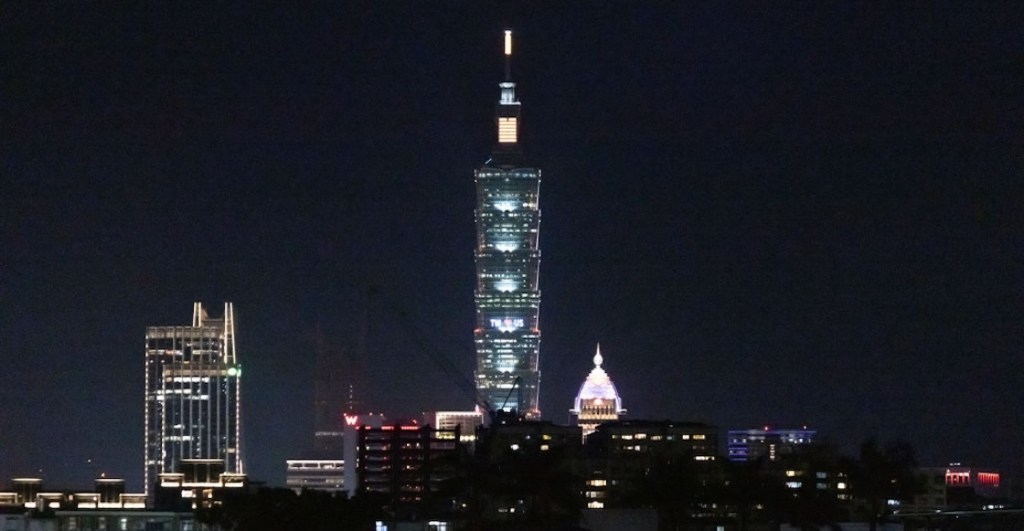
727, 426, 817, 462
284, 460, 344, 493
905, 464, 1003, 512
0, 477, 200, 531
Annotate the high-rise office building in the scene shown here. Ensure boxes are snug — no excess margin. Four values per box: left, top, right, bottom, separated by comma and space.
474, 30, 543, 418
144, 302, 243, 500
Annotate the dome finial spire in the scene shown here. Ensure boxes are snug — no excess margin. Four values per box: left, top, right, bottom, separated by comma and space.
593, 343, 603, 367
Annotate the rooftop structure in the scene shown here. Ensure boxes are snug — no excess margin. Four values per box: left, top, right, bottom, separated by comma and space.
571, 344, 625, 439
285, 460, 344, 494
727, 427, 816, 462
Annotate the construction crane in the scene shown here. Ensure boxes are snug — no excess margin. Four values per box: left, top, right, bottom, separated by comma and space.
368, 283, 523, 423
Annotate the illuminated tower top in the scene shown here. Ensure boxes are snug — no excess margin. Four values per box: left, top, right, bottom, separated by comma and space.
495, 30, 521, 151
571, 344, 625, 438
573, 344, 624, 413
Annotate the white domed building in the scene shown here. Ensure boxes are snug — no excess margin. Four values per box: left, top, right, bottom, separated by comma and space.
570, 344, 626, 439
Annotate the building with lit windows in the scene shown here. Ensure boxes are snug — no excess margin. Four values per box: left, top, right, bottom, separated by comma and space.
424, 411, 484, 447
342, 412, 385, 497
905, 464, 1003, 512
474, 30, 543, 418
570, 344, 625, 439
144, 302, 243, 502
477, 415, 583, 460
727, 426, 816, 462
355, 421, 461, 515
589, 420, 717, 458
285, 460, 344, 493
583, 420, 718, 509
0, 476, 199, 531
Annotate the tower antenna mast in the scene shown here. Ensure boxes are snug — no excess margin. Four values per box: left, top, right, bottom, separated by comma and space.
504, 30, 512, 81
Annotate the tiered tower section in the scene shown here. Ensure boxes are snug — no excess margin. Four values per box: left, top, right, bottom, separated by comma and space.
474, 31, 542, 418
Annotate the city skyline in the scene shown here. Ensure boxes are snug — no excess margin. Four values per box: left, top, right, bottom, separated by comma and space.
3, 5, 1022, 490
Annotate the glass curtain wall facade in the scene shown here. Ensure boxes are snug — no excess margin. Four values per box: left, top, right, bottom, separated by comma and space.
144, 302, 243, 500
474, 31, 542, 418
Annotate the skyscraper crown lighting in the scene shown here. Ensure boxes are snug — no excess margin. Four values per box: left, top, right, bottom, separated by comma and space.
573, 344, 623, 413
571, 344, 625, 438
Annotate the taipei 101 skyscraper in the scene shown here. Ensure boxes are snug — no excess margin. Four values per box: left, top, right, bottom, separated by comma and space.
473, 31, 542, 418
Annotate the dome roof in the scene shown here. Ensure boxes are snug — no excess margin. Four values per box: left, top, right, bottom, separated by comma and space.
573, 344, 623, 412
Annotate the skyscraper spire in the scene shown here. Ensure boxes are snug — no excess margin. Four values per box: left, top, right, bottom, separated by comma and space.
504, 29, 512, 81
495, 30, 521, 150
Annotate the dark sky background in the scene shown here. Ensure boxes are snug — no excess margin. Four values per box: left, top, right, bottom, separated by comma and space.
3, 4, 1023, 491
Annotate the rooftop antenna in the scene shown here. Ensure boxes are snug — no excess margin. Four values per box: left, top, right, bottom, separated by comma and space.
504, 29, 512, 81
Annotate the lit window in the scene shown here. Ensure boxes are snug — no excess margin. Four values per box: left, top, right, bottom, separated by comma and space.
498, 118, 517, 143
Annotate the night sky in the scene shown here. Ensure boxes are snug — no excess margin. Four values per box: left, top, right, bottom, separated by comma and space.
4, 4, 1023, 490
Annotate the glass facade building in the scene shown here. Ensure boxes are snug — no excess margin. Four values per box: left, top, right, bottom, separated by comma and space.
144, 302, 243, 500
474, 31, 542, 418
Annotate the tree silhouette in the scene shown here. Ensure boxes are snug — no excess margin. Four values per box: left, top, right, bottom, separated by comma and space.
847, 437, 920, 531
197, 487, 383, 531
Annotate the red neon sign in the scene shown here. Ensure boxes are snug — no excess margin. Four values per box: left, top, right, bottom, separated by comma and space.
945, 471, 970, 486
977, 472, 1000, 487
